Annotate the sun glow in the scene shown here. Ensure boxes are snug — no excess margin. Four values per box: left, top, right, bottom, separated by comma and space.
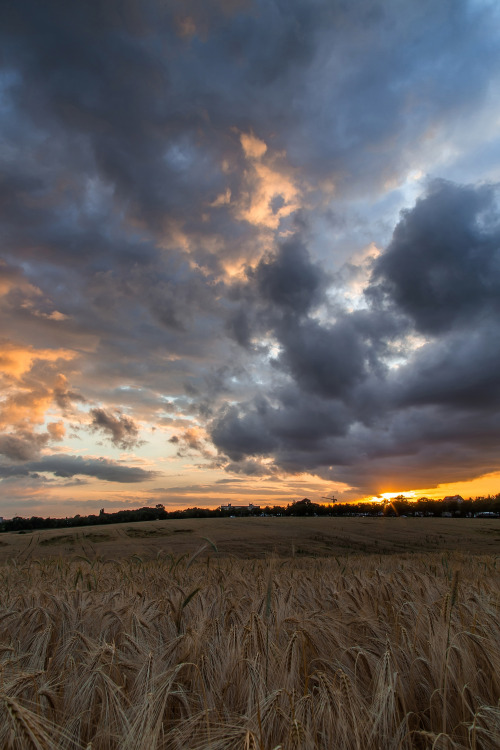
370, 491, 418, 503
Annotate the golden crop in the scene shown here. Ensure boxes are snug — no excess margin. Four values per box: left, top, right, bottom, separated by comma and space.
0, 551, 499, 748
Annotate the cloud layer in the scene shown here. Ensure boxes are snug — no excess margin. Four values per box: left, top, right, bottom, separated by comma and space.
1, 0, 500, 511
210, 180, 500, 493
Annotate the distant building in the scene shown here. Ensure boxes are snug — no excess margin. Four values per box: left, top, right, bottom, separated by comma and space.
443, 495, 464, 504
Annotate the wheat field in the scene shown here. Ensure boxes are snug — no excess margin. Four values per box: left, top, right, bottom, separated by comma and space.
2, 517, 500, 563
0, 549, 499, 749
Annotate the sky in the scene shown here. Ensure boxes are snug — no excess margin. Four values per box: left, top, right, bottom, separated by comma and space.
2, 0, 500, 518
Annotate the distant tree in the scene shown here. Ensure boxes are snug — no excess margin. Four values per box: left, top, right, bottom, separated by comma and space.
288, 498, 321, 516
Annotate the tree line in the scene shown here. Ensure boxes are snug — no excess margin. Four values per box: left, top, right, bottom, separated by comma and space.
1, 494, 499, 533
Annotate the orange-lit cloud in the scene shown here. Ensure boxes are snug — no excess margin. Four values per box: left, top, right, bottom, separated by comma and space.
240, 132, 268, 160
0, 340, 75, 381
169, 425, 216, 461
236, 133, 301, 230
0, 341, 79, 459
47, 420, 66, 441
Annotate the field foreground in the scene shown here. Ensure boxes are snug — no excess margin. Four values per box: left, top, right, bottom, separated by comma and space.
0, 552, 499, 749
1, 516, 500, 562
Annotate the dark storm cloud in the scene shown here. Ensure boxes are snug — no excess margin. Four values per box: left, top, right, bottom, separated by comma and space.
226, 308, 253, 349
326, 405, 500, 494
371, 180, 500, 334
276, 318, 367, 399
2, 0, 497, 253
228, 237, 404, 400
224, 238, 328, 351
394, 323, 500, 410
211, 385, 500, 494
211, 386, 352, 463
211, 179, 500, 494
211, 402, 279, 461
253, 239, 326, 315
0, 455, 156, 483
0, 0, 231, 243
89, 408, 142, 449
1, 0, 497, 319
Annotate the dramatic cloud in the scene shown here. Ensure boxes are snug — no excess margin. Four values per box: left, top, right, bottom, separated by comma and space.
90, 408, 142, 449
1, 1, 500, 512
0, 432, 50, 462
0, 456, 156, 484
0, 422, 64, 462
254, 240, 326, 316
371, 180, 500, 334
210, 180, 500, 495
